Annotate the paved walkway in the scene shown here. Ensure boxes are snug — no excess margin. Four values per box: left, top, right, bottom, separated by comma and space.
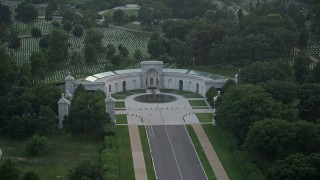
192, 124, 229, 180
128, 125, 148, 180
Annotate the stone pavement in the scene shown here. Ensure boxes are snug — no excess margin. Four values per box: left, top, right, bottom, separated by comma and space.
128, 125, 148, 180
192, 124, 229, 180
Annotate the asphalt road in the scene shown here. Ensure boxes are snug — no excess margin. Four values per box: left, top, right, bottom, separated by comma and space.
147, 125, 207, 180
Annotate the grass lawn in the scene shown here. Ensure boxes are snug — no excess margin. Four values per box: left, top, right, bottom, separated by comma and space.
115, 101, 126, 108
117, 126, 135, 180
202, 125, 245, 180
196, 113, 214, 123
114, 91, 133, 96
116, 114, 128, 124
175, 90, 193, 95
121, 22, 152, 32
184, 93, 204, 98
183, 65, 239, 78
138, 126, 156, 180
160, 89, 176, 93
189, 100, 208, 107
104, 9, 139, 16
186, 125, 216, 180
0, 131, 101, 179
130, 89, 146, 94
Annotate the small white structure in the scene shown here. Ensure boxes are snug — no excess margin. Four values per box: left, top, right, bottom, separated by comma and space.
57, 93, 70, 129
105, 92, 116, 124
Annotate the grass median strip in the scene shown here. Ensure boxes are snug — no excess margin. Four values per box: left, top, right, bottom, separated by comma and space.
116, 114, 128, 124
117, 126, 135, 180
186, 125, 216, 180
138, 126, 156, 180
115, 101, 125, 108
202, 125, 244, 180
196, 113, 214, 123
189, 100, 208, 107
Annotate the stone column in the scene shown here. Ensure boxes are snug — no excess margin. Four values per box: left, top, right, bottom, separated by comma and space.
57, 93, 70, 129
65, 72, 75, 95
105, 93, 116, 124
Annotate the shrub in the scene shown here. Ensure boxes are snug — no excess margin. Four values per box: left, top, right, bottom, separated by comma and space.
26, 134, 48, 156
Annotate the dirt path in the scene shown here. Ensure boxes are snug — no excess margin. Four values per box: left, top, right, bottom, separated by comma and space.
128, 125, 148, 180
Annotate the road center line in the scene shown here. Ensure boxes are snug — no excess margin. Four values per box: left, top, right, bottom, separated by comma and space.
157, 104, 184, 180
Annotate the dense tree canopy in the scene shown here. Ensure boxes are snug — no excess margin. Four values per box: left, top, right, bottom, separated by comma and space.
216, 84, 298, 142
239, 62, 286, 84
0, 158, 21, 180
267, 153, 320, 180
67, 160, 103, 180
47, 29, 69, 63
15, 2, 38, 23
64, 89, 109, 137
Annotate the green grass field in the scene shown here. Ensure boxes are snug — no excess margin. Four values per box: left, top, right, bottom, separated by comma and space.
117, 126, 135, 180
186, 125, 216, 180
0, 131, 101, 179
115, 101, 126, 108
189, 100, 208, 107
202, 125, 245, 180
138, 126, 156, 180
196, 113, 214, 123
160, 89, 176, 93
104, 9, 139, 16
184, 93, 204, 98
116, 114, 128, 124
183, 65, 239, 78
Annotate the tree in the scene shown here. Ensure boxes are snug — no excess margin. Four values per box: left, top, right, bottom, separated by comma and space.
106, 44, 116, 58
293, 52, 311, 84
15, 2, 38, 23
216, 84, 298, 142
84, 29, 105, 54
0, 158, 21, 180
260, 80, 297, 104
312, 63, 320, 83
118, 44, 129, 57
84, 44, 97, 63
7, 116, 27, 138
30, 51, 47, 80
112, 9, 124, 23
67, 160, 103, 180
133, 49, 143, 62
205, 86, 218, 107
32, 83, 61, 114
31, 27, 42, 38
110, 54, 124, 67
22, 171, 40, 180
72, 24, 84, 37
239, 62, 286, 84
297, 83, 320, 122
38, 106, 56, 135
246, 119, 296, 161
19, 63, 33, 86
39, 36, 48, 49
26, 134, 48, 156
0, 4, 12, 42
45, 2, 54, 21
63, 21, 73, 32
0, 47, 17, 96
267, 153, 320, 180
7, 30, 21, 50
47, 29, 69, 63
64, 90, 109, 137
147, 32, 166, 58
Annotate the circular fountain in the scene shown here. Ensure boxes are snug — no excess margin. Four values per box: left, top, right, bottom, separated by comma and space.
134, 94, 177, 103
